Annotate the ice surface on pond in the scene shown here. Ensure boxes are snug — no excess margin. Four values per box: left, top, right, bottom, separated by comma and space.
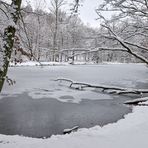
1, 64, 148, 103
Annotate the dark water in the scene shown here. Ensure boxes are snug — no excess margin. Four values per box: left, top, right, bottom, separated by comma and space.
0, 92, 133, 138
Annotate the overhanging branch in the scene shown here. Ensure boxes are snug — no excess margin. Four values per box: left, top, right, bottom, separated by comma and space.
101, 24, 148, 64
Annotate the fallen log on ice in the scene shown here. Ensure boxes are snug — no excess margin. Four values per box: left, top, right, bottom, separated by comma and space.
124, 97, 148, 105
63, 126, 79, 134
55, 78, 148, 95
109, 89, 148, 95
55, 78, 126, 91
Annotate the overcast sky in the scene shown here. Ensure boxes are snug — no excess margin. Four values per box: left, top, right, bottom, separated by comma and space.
5, 0, 105, 27
23, 0, 105, 28
79, 0, 103, 28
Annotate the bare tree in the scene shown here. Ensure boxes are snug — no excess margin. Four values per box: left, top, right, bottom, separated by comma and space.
96, 0, 148, 65
49, 0, 66, 61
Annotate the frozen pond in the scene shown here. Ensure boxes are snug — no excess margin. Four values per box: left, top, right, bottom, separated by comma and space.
0, 64, 148, 137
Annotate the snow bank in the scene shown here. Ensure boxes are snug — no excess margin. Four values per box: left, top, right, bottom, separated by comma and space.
9, 61, 146, 67
0, 105, 148, 148
9, 61, 94, 67
10, 61, 69, 67
102, 61, 146, 65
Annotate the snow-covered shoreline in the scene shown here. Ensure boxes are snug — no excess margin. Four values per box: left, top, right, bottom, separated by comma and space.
0, 103, 148, 148
9, 61, 69, 67
9, 61, 145, 67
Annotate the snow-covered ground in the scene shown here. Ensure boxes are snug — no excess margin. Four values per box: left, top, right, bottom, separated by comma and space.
0, 104, 148, 148
9, 61, 145, 67
10, 61, 69, 67
10, 61, 97, 67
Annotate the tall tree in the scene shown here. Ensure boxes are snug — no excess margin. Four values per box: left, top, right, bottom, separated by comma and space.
0, 0, 22, 92
49, 0, 65, 61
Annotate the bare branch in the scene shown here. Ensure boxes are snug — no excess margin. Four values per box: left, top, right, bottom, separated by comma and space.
124, 41, 148, 52
100, 24, 148, 64
0, 7, 9, 18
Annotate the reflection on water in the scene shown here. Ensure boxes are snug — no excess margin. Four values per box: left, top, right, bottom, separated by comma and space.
0, 92, 132, 138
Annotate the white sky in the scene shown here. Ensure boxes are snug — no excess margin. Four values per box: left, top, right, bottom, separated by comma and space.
79, 0, 103, 28
22, 0, 105, 28
4, 0, 111, 28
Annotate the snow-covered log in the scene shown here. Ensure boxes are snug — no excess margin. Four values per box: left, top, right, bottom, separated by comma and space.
110, 89, 148, 95
55, 78, 148, 95
63, 126, 79, 134
55, 78, 125, 91
124, 97, 148, 106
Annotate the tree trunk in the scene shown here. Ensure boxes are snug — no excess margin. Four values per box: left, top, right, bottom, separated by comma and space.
0, 0, 22, 92
0, 26, 16, 92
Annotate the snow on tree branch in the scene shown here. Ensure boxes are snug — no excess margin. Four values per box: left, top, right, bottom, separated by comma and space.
96, 0, 148, 65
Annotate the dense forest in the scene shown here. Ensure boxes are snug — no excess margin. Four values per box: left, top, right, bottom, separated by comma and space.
0, 0, 143, 65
